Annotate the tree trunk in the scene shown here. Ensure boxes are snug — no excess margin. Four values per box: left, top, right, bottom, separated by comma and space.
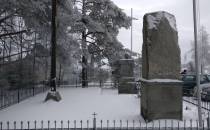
19, 17, 23, 88
50, 0, 57, 92
9, 39, 11, 62
33, 32, 36, 87
81, 0, 88, 87
82, 55, 88, 87
58, 63, 62, 87
45, 36, 48, 81
2, 40, 5, 65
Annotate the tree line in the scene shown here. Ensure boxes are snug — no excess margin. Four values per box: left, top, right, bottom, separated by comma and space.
0, 0, 135, 90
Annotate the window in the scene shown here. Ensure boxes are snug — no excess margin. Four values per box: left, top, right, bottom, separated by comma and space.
183, 75, 195, 81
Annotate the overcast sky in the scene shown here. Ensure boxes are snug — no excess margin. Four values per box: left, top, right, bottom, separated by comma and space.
112, 0, 210, 62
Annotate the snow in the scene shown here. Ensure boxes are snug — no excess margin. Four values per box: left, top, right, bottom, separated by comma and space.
139, 77, 182, 83
120, 59, 133, 61
147, 11, 177, 31
0, 87, 208, 128
0, 87, 139, 122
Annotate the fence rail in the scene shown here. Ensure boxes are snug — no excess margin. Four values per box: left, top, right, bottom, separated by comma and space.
183, 96, 210, 111
0, 119, 210, 130
0, 86, 49, 110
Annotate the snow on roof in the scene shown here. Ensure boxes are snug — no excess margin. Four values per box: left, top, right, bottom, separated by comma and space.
146, 11, 177, 31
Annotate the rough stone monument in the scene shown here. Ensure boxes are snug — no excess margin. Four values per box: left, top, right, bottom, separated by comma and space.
118, 54, 136, 94
141, 11, 182, 121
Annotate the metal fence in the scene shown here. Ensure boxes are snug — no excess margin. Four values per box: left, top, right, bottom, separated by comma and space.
0, 81, 117, 111
0, 86, 49, 110
183, 96, 210, 111
61, 82, 116, 88
0, 118, 210, 130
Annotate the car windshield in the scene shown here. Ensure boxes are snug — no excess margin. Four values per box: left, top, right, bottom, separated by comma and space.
183, 75, 195, 81
182, 75, 210, 82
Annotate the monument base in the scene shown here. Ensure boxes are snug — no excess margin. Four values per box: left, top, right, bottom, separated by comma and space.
45, 91, 62, 102
140, 78, 183, 122
118, 77, 137, 94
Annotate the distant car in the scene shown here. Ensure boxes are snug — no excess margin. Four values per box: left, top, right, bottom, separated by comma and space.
201, 86, 210, 101
181, 74, 210, 96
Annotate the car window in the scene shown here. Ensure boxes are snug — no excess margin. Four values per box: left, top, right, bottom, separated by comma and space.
183, 75, 195, 81
207, 75, 210, 80
201, 75, 208, 82
203, 87, 210, 91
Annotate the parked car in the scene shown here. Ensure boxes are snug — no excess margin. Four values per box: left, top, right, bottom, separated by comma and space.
201, 86, 210, 101
181, 74, 210, 96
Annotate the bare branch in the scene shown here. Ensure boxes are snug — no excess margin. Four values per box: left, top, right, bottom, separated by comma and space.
0, 12, 17, 24
0, 49, 32, 61
0, 30, 27, 38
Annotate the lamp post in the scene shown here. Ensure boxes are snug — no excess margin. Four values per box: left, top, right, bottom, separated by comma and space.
131, 8, 133, 53
192, 0, 202, 128
130, 8, 138, 55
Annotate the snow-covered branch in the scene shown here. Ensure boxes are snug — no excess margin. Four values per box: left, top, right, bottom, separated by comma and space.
0, 30, 27, 38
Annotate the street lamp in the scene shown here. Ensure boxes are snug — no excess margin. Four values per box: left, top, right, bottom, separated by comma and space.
130, 8, 139, 54
192, 0, 202, 128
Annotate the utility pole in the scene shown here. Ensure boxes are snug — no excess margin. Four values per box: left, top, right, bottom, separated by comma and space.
131, 8, 133, 53
192, 0, 202, 128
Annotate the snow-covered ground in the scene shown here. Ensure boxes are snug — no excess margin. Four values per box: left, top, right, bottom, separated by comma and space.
0, 87, 208, 128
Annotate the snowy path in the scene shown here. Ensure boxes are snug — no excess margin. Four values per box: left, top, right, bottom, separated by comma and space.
0, 87, 208, 128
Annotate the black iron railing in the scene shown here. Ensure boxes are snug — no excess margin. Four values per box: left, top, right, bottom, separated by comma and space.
0, 119, 210, 130
0, 86, 49, 110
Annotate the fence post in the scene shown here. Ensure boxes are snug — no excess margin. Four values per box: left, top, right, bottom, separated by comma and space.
61, 120, 63, 130
74, 120, 76, 130
0, 122, 2, 130
207, 113, 210, 129
100, 80, 102, 88
18, 88, 20, 103
93, 112, 97, 130
33, 87, 35, 96
0, 89, 2, 109
76, 78, 78, 88
48, 121, 50, 130
80, 120, 82, 130
100, 120, 102, 130
21, 121, 23, 130
87, 120, 89, 130
67, 120, 70, 130
120, 120, 122, 130
14, 121, 16, 130
7, 121, 9, 130
54, 121, 56, 130
41, 120, 43, 130
27, 121, 30, 130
